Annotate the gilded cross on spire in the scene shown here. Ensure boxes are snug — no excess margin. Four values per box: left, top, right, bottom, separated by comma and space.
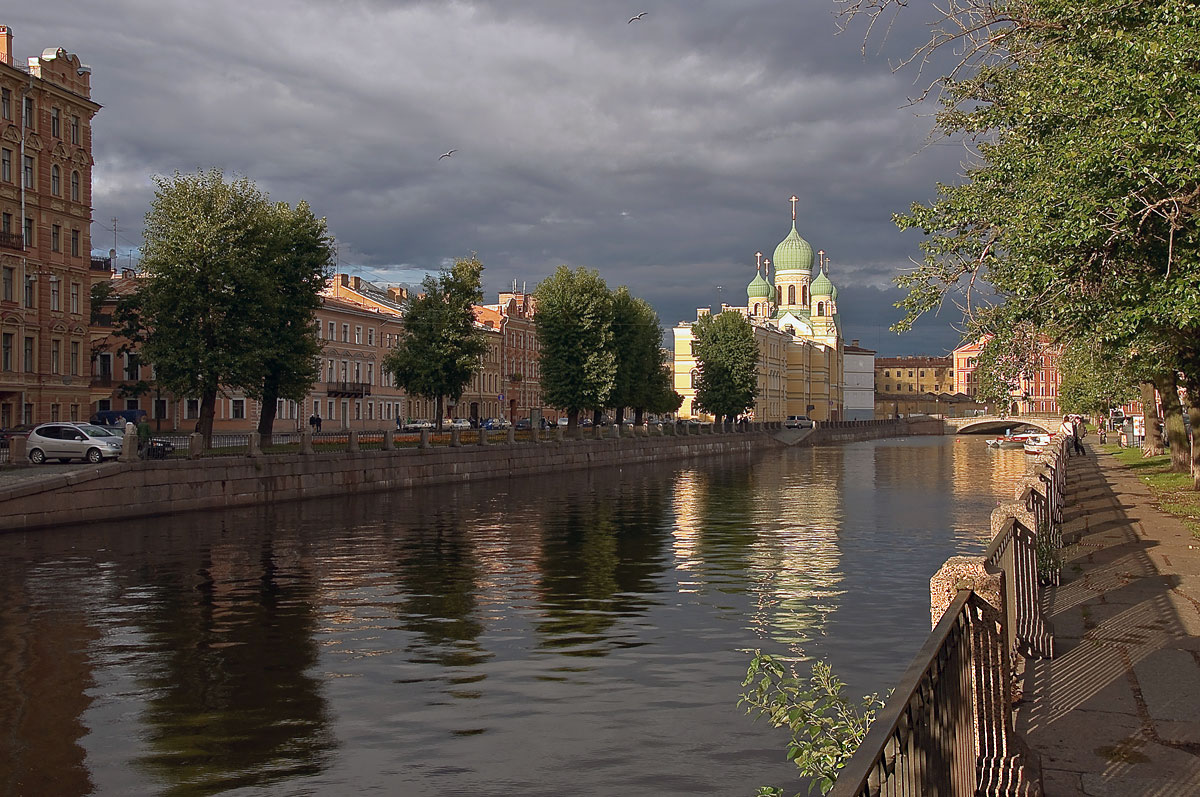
764, 258, 771, 278
818, 249, 826, 270
755, 251, 763, 274
789, 195, 799, 221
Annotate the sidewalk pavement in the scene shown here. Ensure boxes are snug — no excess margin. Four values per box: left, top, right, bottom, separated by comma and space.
1016, 442, 1200, 795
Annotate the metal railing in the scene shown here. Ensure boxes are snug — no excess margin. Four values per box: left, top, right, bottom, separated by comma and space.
831, 435, 1068, 797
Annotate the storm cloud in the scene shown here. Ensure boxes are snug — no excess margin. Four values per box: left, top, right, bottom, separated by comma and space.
12, 0, 970, 355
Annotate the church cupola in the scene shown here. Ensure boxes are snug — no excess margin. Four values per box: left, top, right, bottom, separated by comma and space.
772, 195, 814, 316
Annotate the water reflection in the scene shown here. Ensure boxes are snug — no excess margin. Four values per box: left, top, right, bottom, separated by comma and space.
0, 435, 1038, 796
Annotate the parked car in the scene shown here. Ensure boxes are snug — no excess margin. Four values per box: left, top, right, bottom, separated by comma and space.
515, 419, 532, 431
557, 417, 570, 427
449, 418, 472, 430
483, 417, 511, 430
25, 422, 124, 464
0, 424, 36, 449
785, 415, 815, 429
404, 419, 434, 431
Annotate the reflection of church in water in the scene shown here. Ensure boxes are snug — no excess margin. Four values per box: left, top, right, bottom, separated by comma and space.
673, 197, 845, 422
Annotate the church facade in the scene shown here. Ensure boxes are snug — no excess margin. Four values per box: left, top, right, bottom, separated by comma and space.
673, 199, 844, 422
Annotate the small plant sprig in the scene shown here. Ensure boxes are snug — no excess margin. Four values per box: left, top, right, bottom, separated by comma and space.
740, 652, 886, 796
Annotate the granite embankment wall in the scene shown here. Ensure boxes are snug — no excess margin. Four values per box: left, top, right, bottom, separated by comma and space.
0, 418, 939, 532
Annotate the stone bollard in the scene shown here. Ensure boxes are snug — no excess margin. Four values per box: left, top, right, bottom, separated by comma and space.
479, 427, 490, 446
450, 427, 461, 447
383, 429, 394, 450
10, 435, 27, 465
189, 432, 204, 459
613, 423, 622, 439
556, 425, 565, 442
120, 432, 139, 462
419, 429, 431, 449
507, 427, 516, 445
348, 430, 360, 453
592, 424, 602, 441
248, 431, 263, 458
301, 429, 315, 455
929, 556, 1001, 628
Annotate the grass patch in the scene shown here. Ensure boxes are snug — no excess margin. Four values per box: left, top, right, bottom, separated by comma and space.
1103, 444, 1200, 540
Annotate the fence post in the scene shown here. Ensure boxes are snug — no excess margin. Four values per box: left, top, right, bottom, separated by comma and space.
507, 427, 516, 445
419, 429, 431, 449
301, 429, 314, 455
120, 432, 139, 462
348, 430, 360, 453
10, 436, 27, 465
248, 431, 263, 457
450, 427, 461, 447
479, 427, 490, 446
556, 425, 564, 442
188, 433, 204, 459
383, 429, 394, 450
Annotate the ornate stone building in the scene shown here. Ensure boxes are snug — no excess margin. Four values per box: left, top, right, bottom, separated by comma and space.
0, 26, 100, 428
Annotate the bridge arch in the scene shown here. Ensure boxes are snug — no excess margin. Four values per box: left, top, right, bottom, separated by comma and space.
952, 417, 1056, 435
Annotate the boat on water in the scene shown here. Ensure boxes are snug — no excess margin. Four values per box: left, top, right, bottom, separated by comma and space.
1022, 434, 1055, 454
986, 432, 1042, 449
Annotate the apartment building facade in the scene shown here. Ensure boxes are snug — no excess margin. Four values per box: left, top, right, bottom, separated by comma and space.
0, 27, 100, 429
875, 355, 954, 397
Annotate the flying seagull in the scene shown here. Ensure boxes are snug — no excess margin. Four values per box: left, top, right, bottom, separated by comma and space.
628, 12, 647, 23
438, 149, 457, 160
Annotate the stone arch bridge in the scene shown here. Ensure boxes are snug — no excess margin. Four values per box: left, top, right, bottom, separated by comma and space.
945, 415, 1058, 435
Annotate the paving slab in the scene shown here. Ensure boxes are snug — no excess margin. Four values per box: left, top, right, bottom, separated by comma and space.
1016, 443, 1200, 795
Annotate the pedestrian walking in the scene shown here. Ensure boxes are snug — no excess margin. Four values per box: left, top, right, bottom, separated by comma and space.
309, 413, 318, 432
1072, 416, 1086, 455
315, 414, 323, 433
1059, 415, 1076, 455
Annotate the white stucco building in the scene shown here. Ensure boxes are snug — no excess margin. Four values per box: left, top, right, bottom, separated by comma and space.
843, 340, 876, 421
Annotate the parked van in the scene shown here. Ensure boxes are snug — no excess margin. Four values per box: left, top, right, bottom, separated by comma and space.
785, 415, 815, 429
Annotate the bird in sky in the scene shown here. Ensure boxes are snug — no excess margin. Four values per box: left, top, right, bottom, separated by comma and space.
438, 149, 457, 160
628, 12, 647, 23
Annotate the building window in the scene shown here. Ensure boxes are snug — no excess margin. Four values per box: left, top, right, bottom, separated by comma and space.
70, 403, 79, 421
1, 213, 9, 235
368, 327, 375, 346
71, 229, 80, 257
124, 353, 139, 380
1, 148, 9, 182
71, 115, 80, 144
885, 384, 891, 391
788, 284, 796, 305
22, 155, 33, 188
154, 398, 168, 420
70, 341, 79, 375
816, 302, 824, 317
355, 326, 362, 344
125, 399, 139, 411
70, 171, 80, 202
51, 165, 61, 195
23, 272, 33, 307
231, 398, 246, 419
51, 403, 60, 422
22, 214, 31, 243
341, 323, 349, 342
22, 96, 33, 129
50, 278, 60, 309
184, 399, 199, 419
2, 266, 11, 301
23, 336, 34, 372
51, 339, 60, 373
328, 321, 335, 339
1, 333, 11, 371
70, 283, 80, 313
51, 225, 61, 252
690, 368, 699, 389
51, 107, 61, 138
0, 88, 8, 120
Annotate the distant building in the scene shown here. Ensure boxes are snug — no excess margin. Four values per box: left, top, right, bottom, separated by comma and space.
476, 288, 550, 424
953, 337, 1063, 416
843, 340, 875, 421
875, 355, 954, 396
0, 26, 101, 428
673, 198, 844, 422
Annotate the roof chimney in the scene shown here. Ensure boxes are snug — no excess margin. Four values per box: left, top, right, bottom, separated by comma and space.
851, 339, 859, 347
0, 26, 12, 68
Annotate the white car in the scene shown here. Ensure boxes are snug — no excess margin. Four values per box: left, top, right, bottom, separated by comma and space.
404, 419, 435, 431
449, 418, 472, 430
26, 422, 124, 464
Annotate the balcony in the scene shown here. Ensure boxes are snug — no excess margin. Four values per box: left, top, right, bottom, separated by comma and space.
325, 380, 371, 398
0, 231, 24, 252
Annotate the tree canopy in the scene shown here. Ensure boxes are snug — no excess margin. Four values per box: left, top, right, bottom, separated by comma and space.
383, 256, 488, 431
534, 266, 617, 431
692, 310, 759, 423
126, 169, 330, 443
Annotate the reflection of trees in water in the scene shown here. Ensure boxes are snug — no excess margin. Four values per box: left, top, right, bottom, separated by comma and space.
0, 564, 100, 797
391, 507, 490, 668
134, 530, 333, 795
535, 480, 672, 653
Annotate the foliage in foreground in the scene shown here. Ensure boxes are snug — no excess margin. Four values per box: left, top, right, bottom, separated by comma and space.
741, 652, 885, 796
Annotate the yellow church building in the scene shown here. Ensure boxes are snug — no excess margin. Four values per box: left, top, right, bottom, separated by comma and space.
673, 198, 844, 422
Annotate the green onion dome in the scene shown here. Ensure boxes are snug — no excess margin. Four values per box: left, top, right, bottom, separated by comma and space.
747, 272, 773, 301
811, 269, 834, 297
772, 223, 813, 273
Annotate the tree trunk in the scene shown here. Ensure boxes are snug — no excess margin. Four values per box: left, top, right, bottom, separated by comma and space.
200, 390, 217, 449
435, 396, 444, 431
1156, 372, 1189, 472
567, 408, 579, 433
634, 407, 645, 425
615, 407, 625, 425
592, 408, 603, 427
1141, 381, 1163, 457
257, 380, 279, 438
1183, 372, 1200, 492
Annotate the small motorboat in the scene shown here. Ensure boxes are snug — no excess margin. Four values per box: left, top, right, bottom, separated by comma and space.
986, 432, 1040, 449
1022, 434, 1055, 454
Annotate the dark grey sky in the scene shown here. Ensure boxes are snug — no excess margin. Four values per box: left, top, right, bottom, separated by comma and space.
14, 1, 971, 355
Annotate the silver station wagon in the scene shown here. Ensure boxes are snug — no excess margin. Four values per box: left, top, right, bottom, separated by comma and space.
25, 422, 125, 464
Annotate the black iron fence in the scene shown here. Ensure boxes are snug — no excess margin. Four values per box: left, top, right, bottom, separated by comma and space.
829, 434, 1067, 797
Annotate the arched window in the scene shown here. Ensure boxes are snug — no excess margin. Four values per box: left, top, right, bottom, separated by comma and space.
802, 285, 809, 306
787, 284, 796, 305
817, 302, 825, 316
752, 302, 760, 315
51, 165, 60, 195
776, 286, 782, 305
690, 368, 699, 389
70, 171, 80, 202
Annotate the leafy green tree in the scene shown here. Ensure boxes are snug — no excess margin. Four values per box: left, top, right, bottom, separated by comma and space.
128, 170, 277, 445
384, 257, 488, 431
610, 287, 667, 424
692, 310, 758, 424
839, 0, 1200, 485
1057, 340, 1138, 422
534, 266, 616, 433
246, 201, 334, 436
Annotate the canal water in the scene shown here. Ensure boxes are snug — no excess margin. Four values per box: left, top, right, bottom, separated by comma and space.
0, 435, 1031, 796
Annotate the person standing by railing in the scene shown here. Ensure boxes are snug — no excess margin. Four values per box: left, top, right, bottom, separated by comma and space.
1059, 415, 1076, 455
